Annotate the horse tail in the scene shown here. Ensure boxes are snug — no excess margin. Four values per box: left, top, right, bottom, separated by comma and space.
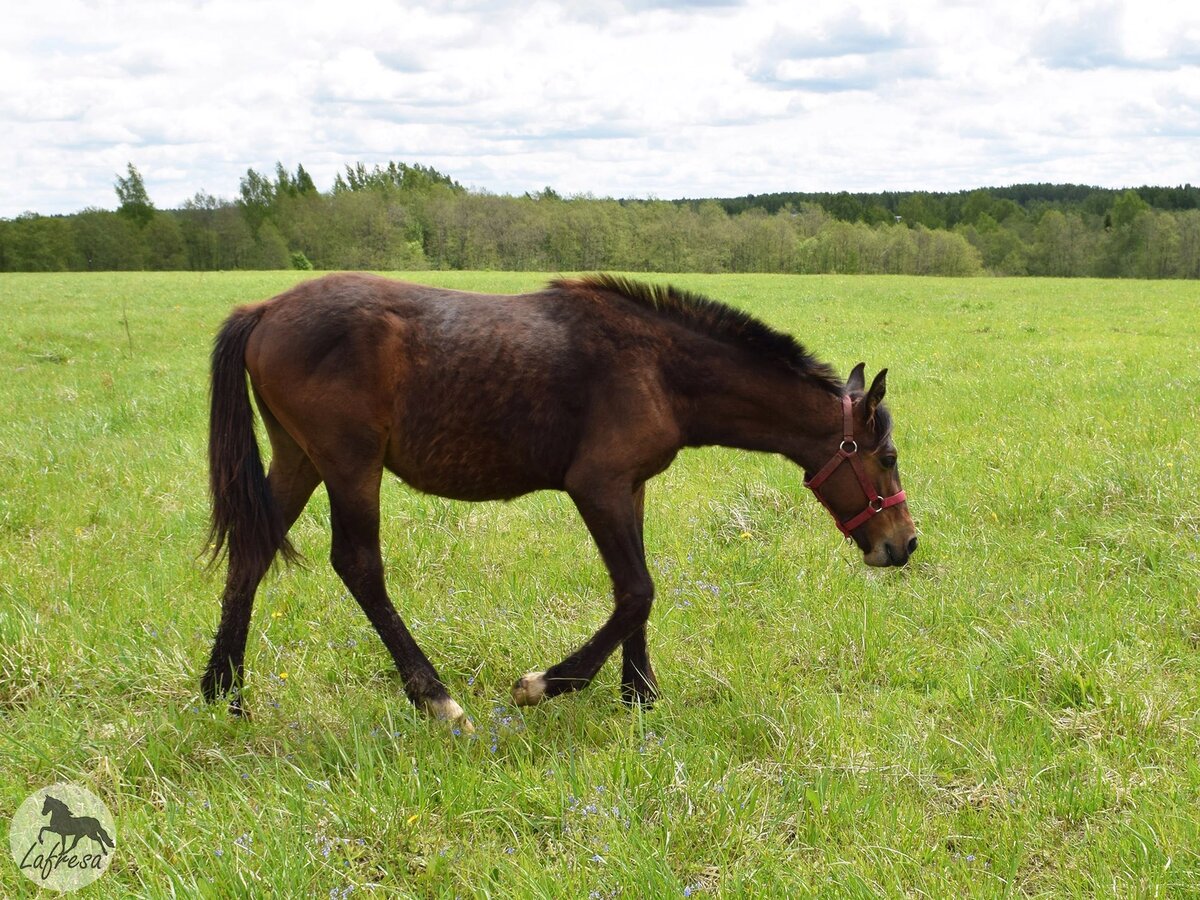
96, 824, 115, 851
207, 305, 297, 576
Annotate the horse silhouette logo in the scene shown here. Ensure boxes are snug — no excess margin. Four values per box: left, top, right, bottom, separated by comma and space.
38, 795, 115, 856
8, 783, 116, 891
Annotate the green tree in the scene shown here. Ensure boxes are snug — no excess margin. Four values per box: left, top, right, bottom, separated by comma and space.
910, 225, 982, 275
1097, 198, 1157, 277
1175, 210, 1200, 279
321, 190, 425, 270
213, 205, 258, 269
3, 214, 78, 270
805, 221, 870, 273
179, 191, 225, 270
1110, 190, 1150, 229
960, 219, 1029, 274
275, 192, 332, 268
960, 189, 996, 226
251, 221, 291, 269
238, 168, 274, 231
880, 223, 918, 273
897, 193, 947, 229
144, 212, 187, 269
115, 163, 155, 228
1133, 211, 1181, 278
72, 208, 143, 270
294, 164, 317, 196
1031, 210, 1089, 276
273, 162, 297, 199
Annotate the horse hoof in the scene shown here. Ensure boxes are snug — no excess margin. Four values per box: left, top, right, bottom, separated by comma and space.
424, 697, 474, 734
620, 686, 658, 709
512, 672, 548, 706
228, 694, 252, 719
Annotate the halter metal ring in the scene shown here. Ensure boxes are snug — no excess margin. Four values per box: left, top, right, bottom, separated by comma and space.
839, 439, 857, 454
869, 496, 885, 512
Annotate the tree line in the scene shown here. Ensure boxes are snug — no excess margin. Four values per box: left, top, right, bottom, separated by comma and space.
1, 162, 1196, 278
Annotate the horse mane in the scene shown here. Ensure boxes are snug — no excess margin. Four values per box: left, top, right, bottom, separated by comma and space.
555, 274, 843, 394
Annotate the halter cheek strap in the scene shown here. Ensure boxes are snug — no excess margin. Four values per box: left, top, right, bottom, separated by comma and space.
804, 395, 906, 537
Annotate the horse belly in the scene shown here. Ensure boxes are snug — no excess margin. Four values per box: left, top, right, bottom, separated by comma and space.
384, 433, 563, 501
384, 381, 577, 501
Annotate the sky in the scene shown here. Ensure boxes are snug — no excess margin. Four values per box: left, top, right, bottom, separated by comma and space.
3, 0, 1198, 217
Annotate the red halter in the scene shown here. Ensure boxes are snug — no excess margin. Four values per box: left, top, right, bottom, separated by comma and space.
804, 395, 906, 537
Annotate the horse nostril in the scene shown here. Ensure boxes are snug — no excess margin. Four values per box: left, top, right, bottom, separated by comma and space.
907, 536, 918, 555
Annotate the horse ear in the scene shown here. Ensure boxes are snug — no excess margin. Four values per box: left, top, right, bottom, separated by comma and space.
847, 362, 867, 393
866, 368, 888, 416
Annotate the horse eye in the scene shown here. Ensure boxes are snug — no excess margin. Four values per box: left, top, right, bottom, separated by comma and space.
881, 454, 898, 469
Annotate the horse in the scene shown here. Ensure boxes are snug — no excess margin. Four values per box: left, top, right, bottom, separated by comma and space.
202, 273, 916, 730
39, 796, 114, 856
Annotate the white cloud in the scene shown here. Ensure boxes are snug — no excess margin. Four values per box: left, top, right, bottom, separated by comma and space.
2, 0, 1198, 216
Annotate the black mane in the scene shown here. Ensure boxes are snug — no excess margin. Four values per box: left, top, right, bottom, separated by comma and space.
557, 274, 842, 393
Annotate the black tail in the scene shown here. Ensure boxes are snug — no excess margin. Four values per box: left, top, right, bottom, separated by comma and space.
207, 306, 297, 575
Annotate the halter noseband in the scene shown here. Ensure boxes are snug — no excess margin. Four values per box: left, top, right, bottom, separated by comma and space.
804, 394, 906, 537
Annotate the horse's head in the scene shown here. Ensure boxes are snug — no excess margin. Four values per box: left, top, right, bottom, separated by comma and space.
42, 795, 66, 816
804, 364, 917, 567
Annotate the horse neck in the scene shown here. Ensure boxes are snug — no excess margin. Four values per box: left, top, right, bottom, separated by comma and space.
668, 344, 842, 467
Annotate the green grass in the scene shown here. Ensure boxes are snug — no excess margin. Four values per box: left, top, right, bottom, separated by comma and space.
1, 271, 1198, 898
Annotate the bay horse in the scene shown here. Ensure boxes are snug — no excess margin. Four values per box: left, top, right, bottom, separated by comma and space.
202, 274, 916, 730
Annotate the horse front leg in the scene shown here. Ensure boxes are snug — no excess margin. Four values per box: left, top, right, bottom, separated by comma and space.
513, 478, 655, 705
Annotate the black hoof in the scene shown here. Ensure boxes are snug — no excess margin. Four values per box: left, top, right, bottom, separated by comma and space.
228, 698, 251, 719
201, 665, 248, 717
620, 683, 659, 708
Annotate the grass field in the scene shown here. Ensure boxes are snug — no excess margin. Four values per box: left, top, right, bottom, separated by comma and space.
1, 271, 1198, 898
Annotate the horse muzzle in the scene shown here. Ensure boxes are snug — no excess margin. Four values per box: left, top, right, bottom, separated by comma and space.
864, 533, 918, 567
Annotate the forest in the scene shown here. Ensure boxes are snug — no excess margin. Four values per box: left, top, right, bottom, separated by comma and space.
2, 162, 1197, 277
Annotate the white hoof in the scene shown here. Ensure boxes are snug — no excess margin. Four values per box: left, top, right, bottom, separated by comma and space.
424, 697, 474, 734
512, 672, 548, 706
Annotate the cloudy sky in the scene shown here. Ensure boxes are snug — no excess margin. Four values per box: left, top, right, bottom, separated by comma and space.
3, 0, 1198, 216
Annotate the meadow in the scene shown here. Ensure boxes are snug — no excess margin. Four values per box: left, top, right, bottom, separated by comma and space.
1, 271, 1198, 898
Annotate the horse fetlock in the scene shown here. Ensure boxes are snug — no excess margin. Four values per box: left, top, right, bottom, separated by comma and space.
512, 671, 549, 706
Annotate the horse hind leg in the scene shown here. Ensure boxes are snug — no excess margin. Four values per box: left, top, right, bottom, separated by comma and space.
620, 626, 658, 706
84, 821, 113, 854
321, 460, 473, 732
202, 427, 320, 715
620, 483, 658, 705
